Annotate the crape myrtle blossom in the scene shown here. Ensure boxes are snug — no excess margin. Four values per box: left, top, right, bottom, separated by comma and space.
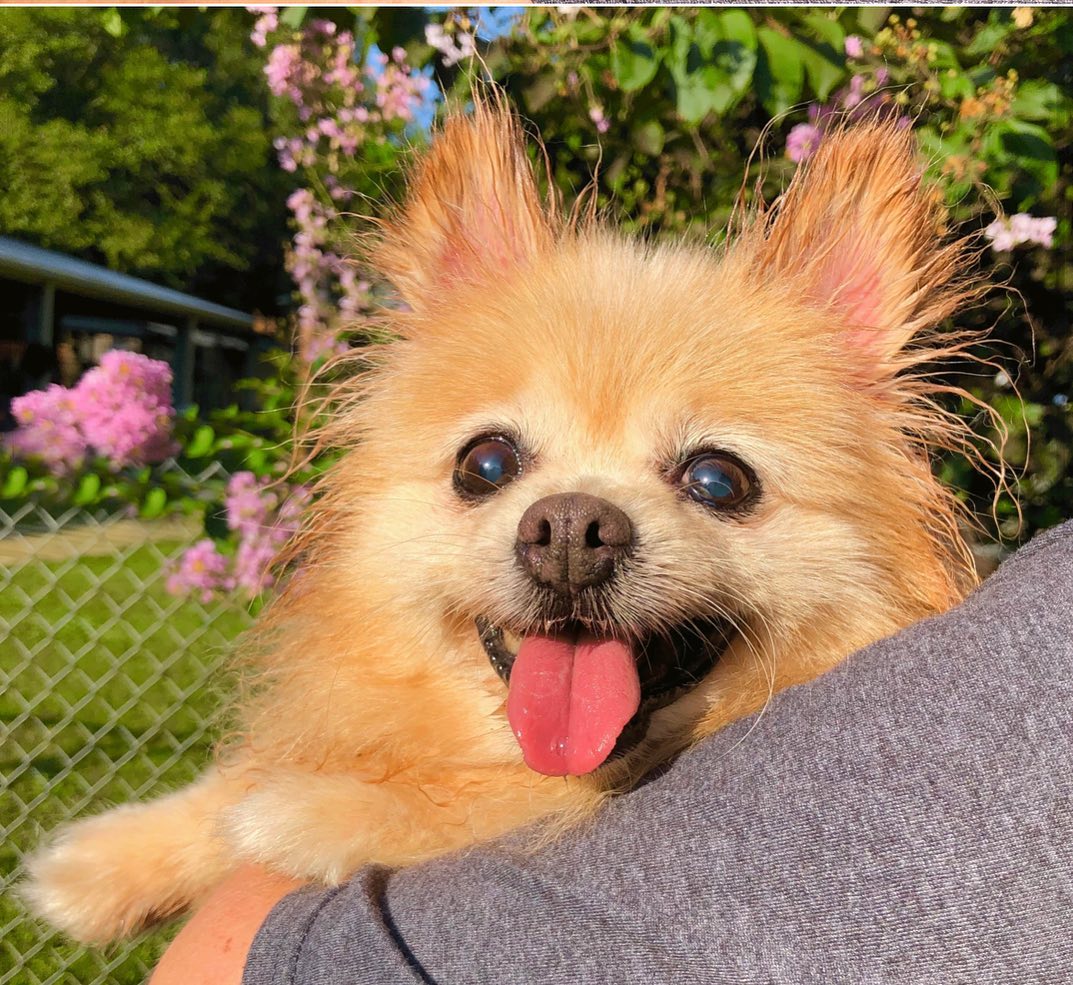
250, 11, 432, 360
786, 70, 908, 162
248, 6, 278, 49
425, 23, 477, 68
165, 539, 231, 604
76, 351, 179, 468
984, 213, 1058, 252
8, 351, 177, 473
166, 471, 311, 601
7, 385, 87, 474
786, 123, 823, 163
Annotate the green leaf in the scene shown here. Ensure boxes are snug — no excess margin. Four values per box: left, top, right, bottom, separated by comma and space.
73, 473, 102, 507
675, 70, 724, 124
711, 41, 757, 107
244, 448, 269, 474
856, 7, 890, 34
1012, 81, 1067, 122
716, 10, 758, 51
927, 40, 962, 71
101, 8, 125, 38
280, 6, 308, 29
691, 9, 723, 51
756, 27, 805, 116
666, 12, 756, 121
1, 466, 28, 499
611, 25, 661, 93
995, 119, 1059, 190
141, 487, 168, 519
797, 40, 844, 101
964, 18, 1013, 59
186, 425, 216, 459
799, 11, 844, 51
940, 71, 975, 102
795, 13, 846, 101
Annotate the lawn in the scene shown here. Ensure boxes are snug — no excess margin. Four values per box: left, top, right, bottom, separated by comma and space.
0, 540, 251, 985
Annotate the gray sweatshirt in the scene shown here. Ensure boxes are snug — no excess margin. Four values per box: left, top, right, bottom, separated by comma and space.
244, 521, 1073, 984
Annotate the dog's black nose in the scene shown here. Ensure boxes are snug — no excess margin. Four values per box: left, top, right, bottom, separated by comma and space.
516, 492, 633, 595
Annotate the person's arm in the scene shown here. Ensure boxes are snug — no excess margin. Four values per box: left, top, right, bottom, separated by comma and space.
155, 521, 1073, 985
149, 866, 302, 985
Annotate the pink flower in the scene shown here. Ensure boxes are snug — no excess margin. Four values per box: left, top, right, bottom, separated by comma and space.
166, 539, 231, 603
74, 351, 178, 468
845, 35, 864, 59
986, 214, 1058, 252
8, 385, 87, 474
786, 123, 823, 162
588, 105, 611, 134
425, 23, 477, 67
248, 6, 278, 48
265, 44, 300, 98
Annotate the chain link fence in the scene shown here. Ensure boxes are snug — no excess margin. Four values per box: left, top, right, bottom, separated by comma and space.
1, 465, 252, 984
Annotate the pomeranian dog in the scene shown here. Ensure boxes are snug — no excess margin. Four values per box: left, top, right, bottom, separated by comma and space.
26, 97, 989, 944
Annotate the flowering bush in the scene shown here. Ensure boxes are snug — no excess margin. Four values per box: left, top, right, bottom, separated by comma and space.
8, 351, 177, 474
165, 471, 309, 601
7, 385, 86, 475
72, 351, 179, 468
249, 7, 435, 362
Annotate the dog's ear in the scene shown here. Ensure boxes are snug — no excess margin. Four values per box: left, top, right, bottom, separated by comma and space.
755, 121, 973, 381
377, 100, 555, 309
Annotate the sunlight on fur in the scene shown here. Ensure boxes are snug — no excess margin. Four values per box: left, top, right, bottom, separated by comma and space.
25, 94, 1003, 944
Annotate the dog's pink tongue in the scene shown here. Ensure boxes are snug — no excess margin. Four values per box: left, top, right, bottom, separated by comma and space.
507, 632, 640, 776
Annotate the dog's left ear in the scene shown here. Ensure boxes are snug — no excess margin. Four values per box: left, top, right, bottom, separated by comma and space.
755, 122, 971, 381
377, 99, 555, 310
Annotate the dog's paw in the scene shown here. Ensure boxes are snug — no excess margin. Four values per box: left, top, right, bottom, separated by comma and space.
22, 807, 191, 944
23, 776, 235, 944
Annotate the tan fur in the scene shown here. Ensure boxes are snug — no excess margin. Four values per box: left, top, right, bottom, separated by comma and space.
25, 100, 991, 943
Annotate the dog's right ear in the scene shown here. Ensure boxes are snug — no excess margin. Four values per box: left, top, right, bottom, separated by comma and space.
377, 101, 555, 310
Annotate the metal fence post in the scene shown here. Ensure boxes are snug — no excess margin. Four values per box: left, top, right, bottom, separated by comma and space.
173, 316, 196, 408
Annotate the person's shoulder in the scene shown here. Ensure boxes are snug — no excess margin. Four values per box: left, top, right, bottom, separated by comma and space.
959, 519, 1073, 625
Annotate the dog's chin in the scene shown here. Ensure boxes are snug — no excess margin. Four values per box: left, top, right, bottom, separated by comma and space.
475, 614, 736, 767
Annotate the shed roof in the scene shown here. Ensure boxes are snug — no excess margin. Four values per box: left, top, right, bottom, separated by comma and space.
0, 236, 253, 331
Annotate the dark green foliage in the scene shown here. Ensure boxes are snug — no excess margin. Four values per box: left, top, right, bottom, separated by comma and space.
0, 7, 291, 311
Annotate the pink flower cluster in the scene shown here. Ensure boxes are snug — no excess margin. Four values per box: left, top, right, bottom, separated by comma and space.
165, 539, 231, 603
984, 213, 1058, 251
372, 47, 433, 124
425, 23, 477, 68
7, 385, 86, 473
226, 470, 302, 595
166, 471, 310, 601
250, 12, 425, 357
786, 71, 908, 163
285, 187, 371, 361
248, 5, 278, 48
76, 351, 179, 467
7, 351, 177, 474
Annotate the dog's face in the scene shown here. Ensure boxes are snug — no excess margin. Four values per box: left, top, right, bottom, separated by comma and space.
320, 106, 973, 778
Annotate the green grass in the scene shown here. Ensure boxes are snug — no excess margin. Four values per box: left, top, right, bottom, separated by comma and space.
1, 542, 251, 984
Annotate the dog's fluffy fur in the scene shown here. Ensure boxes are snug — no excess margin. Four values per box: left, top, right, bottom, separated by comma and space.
26, 101, 990, 943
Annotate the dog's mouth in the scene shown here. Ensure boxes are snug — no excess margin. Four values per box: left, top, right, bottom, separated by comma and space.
476, 615, 735, 777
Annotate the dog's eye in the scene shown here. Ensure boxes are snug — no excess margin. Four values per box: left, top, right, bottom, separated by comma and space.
455, 436, 522, 499
678, 453, 755, 511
